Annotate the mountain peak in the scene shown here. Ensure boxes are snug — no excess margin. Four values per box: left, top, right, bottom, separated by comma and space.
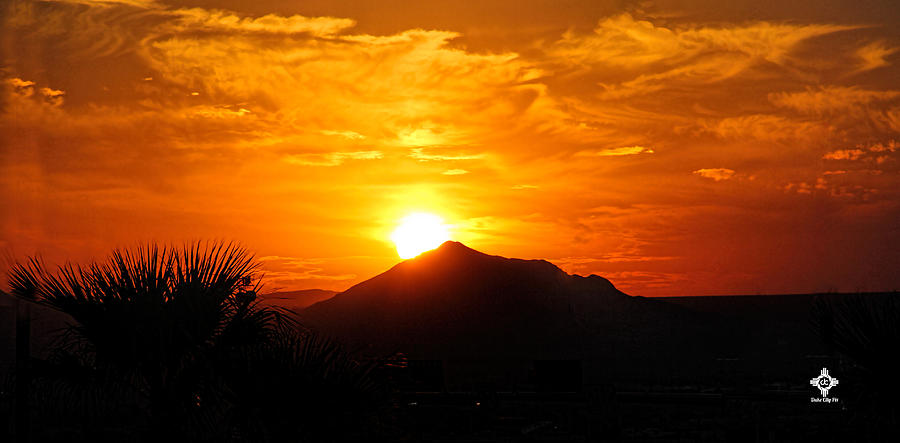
303, 240, 627, 317
415, 240, 483, 259
299, 241, 636, 359
399, 241, 558, 276
436, 240, 472, 251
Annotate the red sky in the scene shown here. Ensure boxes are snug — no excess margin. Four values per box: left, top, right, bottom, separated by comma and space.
2, 0, 899, 296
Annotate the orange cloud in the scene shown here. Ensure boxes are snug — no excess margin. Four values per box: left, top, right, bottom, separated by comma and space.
823, 140, 899, 163
2, 1, 899, 297
409, 148, 485, 162
550, 13, 855, 101
769, 86, 900, 114
697, 114, 831, 143
823, 149, 865, 161
553, 14, 853, 69
256, 255, 358, 289
7, 78, 35, 96
171, 8, 355, 36
575, 146, 654, 157
693, 168, 736, 181
855, 40, 898, 73
283, 151, 383, 167
39, 87, 66, 106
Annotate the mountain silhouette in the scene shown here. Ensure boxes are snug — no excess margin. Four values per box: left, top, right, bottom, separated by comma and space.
259, 288, 338, 310
299, 242, 704, 382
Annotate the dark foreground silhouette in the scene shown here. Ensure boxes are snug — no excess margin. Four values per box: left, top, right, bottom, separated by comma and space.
1, 241, 898, 441
2, 242, 384, 442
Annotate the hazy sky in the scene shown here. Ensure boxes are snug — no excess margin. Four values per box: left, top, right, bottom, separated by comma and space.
2, 0, 898, 296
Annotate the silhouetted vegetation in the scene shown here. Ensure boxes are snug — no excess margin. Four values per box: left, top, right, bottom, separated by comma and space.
812, 293, 900, 434
7, 242, 385, 442
3, 241, 889, 441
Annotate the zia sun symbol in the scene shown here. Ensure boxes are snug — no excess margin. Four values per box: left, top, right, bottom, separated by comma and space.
810, 367, 839, 398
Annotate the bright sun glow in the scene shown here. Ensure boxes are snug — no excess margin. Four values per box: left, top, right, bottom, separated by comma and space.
391, 212, 451, 259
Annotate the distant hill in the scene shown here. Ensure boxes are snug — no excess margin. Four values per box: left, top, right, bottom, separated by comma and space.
298, 242, 710, 383
258, 288, 338, 311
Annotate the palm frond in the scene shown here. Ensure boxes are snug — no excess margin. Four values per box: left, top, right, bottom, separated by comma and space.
7, 240, 387, 441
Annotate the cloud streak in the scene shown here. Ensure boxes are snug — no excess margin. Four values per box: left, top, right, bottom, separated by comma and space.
693, 168, 736, 181
2, 1, 899, 296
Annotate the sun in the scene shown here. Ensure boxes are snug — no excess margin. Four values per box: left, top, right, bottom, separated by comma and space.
391, 212, 451, 259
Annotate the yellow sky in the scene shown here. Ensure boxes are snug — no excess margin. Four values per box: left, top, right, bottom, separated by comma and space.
2, 0, 899, 296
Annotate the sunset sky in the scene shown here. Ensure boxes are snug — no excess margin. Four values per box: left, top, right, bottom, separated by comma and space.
2, 0, 899, 296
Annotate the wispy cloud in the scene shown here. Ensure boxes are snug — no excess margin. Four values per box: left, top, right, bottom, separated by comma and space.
769, 86, 900, 114
2, 1, 899, 296
409, 148, 484, 161
7, 78, 35, 96
823, 149, 865, 161
854, 41, 899, 73
575, 146, 654, 157
442, 169, 469, 175
283, 151, 383, 167
693, 168, 736, 181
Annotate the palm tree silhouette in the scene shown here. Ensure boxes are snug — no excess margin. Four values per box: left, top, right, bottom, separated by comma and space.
8, 241, 383, 441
